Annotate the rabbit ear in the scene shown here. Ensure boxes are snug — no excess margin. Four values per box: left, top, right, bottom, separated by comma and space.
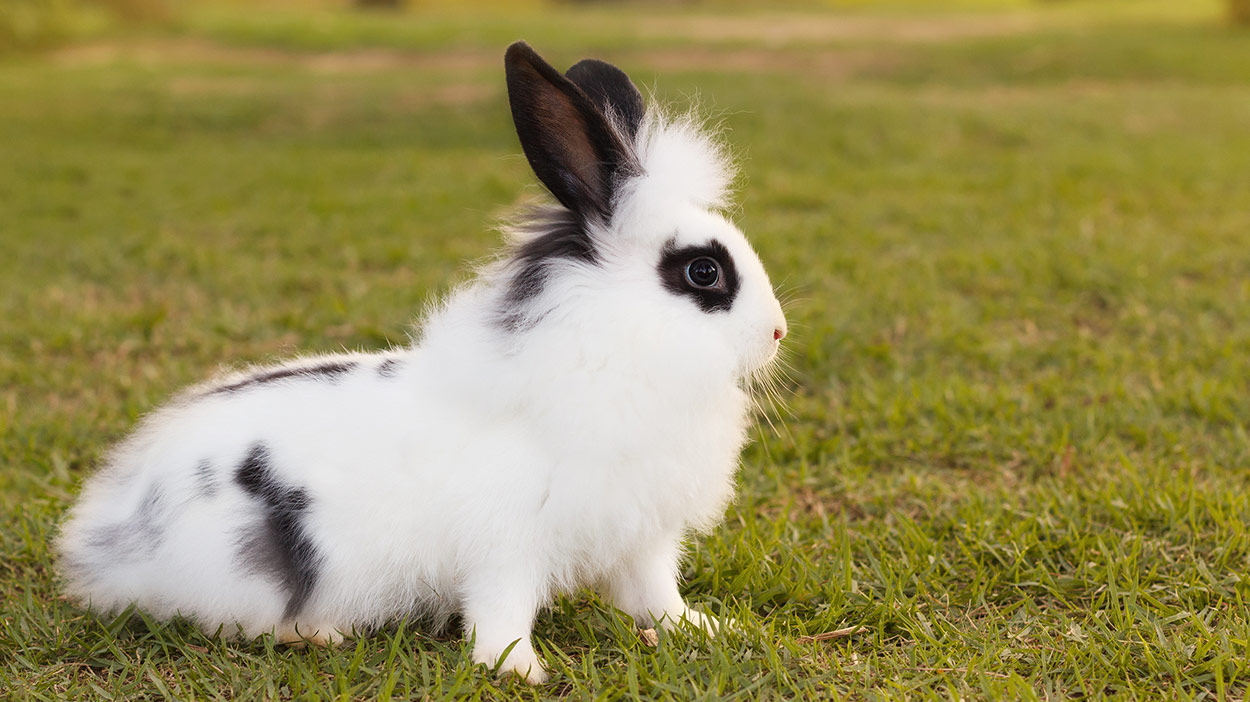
505, 42, 638, 222
565, 58, 645, 141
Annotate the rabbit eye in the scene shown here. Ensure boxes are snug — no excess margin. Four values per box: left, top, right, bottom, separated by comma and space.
685, 258, 721, 288
657, 238, 740, 313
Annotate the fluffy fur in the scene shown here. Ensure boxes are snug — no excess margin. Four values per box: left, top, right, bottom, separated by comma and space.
56, 42, 787, 685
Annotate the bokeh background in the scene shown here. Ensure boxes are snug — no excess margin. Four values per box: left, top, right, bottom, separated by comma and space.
3, 0, 1249, 698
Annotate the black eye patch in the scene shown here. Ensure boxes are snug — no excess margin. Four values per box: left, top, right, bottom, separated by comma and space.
657, 238, 740, 313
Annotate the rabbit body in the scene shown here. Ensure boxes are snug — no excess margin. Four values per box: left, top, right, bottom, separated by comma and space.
61, 307, 745, 672
58, 42, 785, 684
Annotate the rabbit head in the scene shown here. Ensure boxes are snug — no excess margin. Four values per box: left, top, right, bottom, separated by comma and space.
497, 43, 787, 383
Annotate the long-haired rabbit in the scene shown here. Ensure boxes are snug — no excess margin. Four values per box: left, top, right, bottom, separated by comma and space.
56, 41, 787, 684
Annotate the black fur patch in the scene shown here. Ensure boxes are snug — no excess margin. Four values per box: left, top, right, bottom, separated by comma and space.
657, 238, 741, 313
234, 444, 322, 620
502, 207, 598, 320
209, 361, 357, 395
376, 358, 402, 379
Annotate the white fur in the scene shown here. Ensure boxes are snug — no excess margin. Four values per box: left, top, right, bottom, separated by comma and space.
57, 107, 786, 684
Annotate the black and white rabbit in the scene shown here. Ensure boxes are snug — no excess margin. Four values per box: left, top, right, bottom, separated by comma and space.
57, 42, 787, 684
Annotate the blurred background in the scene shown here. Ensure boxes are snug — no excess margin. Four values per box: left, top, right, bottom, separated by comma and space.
3, 0, 1248, 505
3, 0, 1250, 51
3, 0, 1250, 695
3, 0, 1250, 52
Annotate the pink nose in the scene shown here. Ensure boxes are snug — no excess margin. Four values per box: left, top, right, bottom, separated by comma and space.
773, 328, 784, 341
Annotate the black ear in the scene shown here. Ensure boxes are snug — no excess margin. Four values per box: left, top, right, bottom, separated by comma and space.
565, 58, 645, 141
505, 41, 638, 222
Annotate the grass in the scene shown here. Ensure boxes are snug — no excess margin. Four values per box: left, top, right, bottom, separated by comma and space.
2, 0, 1250, 698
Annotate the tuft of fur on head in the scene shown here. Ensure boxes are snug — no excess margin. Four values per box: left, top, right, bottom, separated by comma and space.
628, 108, 736, 213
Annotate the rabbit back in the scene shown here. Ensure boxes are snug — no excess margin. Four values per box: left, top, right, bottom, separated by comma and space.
57, 351, 483, 637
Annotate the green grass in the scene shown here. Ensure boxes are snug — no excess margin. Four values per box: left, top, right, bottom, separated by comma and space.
3, 1, 1250, 699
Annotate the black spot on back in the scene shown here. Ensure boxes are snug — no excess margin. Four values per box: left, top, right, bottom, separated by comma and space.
210, 362, 357, 395
233, 444, 322, 620
657, 238, 741, 313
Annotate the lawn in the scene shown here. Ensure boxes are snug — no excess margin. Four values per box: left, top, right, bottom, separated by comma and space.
2, 0, 1250, 698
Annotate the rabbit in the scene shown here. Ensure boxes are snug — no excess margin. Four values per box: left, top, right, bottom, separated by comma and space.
55, 41, 787, 685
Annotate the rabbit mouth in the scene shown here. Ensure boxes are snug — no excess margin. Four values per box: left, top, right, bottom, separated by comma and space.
735, 327, 795, 414
739, 352, 790, 428
739, 344, 786, 392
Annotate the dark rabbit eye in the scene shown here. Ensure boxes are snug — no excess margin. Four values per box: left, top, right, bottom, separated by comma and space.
685, 258, 721, 288
658, 239, 739, 313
